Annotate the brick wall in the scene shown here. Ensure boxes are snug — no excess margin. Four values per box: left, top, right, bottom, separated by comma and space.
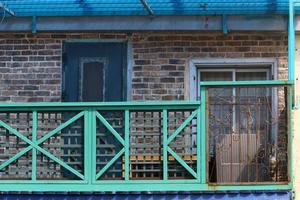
0, 32, 287, 102
131, 32, 287, 100
0, 31, 289, 183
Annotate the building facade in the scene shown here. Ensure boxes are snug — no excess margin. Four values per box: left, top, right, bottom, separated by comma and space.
0, 1, 298, 200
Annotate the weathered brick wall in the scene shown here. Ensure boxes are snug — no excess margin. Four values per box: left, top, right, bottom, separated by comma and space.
0, 33, 128, 102
0, 32, 287, 102
131, 32, 288, 100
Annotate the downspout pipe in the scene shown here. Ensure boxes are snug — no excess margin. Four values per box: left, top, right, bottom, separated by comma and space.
288, 0, 295, 82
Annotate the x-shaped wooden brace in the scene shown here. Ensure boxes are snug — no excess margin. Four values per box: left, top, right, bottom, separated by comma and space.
0, 111, 85, 180
95, 111, 125, 180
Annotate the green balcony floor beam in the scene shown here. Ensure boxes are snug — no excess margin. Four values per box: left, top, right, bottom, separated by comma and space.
0, 183, 292, 192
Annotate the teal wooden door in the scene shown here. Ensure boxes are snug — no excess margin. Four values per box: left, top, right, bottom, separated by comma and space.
61, 42, 127, 179
62, 42, 127, 102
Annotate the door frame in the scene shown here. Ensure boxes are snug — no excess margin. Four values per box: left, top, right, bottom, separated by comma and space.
62, 38, 132, 102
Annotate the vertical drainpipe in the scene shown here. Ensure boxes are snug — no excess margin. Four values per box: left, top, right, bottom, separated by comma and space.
288, 0, 295, 195
288, 0, 295, 82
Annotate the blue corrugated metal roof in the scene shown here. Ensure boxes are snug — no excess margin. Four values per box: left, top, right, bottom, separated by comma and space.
0, 192, 292, 200
0, 0, 297, 17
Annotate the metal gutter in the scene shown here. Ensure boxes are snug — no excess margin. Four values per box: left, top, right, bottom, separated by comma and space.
0, 192, 292, 200
0, 15, 287, 32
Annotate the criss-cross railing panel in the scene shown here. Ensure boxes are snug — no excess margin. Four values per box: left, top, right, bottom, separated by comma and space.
0, 102, 202, 185
0, 110, 85, 181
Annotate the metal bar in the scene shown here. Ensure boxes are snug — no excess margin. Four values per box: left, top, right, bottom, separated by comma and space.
0, 2, 15, 16
163, 109, 168, 181
200, 80, 293, 86
32, 16, 37, 33
167, 109, 198, 144
95, 148, 125, 180
139, 0, 154, 16
200, 87, 207, 184
288, 0, 295, 82
31, 110, 37, 181
96, 111, 125, 146
167, 147, 197, 179
222, 14, 228, 34
124, 110, 130, 181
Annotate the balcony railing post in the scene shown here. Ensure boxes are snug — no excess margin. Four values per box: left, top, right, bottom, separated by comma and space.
124, 110, 130, 181
84, 108, 92, 183
196, 105, 201, 182
289, 86, 294, 184
91, 109, 97, 183
163, 109, 168, 181
200, 87, 207, 184
31, 110, 37, 181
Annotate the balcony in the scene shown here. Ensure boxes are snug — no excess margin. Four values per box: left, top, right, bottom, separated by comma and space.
0, 81, 292, 192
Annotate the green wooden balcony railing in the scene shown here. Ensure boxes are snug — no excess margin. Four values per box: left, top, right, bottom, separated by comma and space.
0, 81, 293, 192
0, 102, 205, 191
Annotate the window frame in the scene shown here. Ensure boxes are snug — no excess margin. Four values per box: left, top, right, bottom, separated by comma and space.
188, 58, 278, 101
